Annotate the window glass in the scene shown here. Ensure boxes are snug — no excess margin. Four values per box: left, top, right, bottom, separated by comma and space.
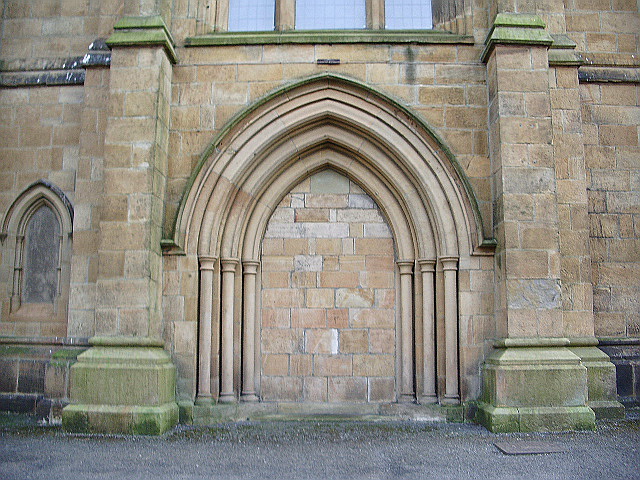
22, 205, 60, 304
296, 0, 366, 29
229, 0, 276, 31
385, 0, 433, 29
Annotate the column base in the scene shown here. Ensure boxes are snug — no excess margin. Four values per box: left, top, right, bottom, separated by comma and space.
419, 395, 438, 404
476, 343, 596, 432
195, 396, 215, 406
475, 404, 595, 433
62, 337, 178, 435
398, 394, 416, 403
568, 344, 625, 419
218, 393, 236, 403
62, 403, 178, 435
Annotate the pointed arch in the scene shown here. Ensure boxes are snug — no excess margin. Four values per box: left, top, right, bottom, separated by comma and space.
171, 73, 489, 258
175, 74, 489, 406
2, 180, 73, 238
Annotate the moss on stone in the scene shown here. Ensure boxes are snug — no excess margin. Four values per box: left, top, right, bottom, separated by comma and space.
51, 349, 84, 360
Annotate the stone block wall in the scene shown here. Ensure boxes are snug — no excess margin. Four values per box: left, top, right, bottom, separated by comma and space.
66, 66, 110, 338
565, 0, 640, 57
0, 343, 86, 418
581, 82, 640, 340
0, 0, 121, 60
162, 254, 199, 400
260, 171, 397, 403
0, 85, 83, 337
581, 78, 639, 406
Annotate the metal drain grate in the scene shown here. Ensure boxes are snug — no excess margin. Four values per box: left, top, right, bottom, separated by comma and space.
494, 441, 566, 455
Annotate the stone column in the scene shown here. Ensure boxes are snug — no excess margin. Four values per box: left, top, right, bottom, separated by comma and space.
197, 256, 216, 402
219, 258, 238, 402
397, 261, 414, 402
477, 13, 595, 432
418, 259, 437, 403
440, 256, 459, 403
241, 260, 260, 402
63, 15, 179, 435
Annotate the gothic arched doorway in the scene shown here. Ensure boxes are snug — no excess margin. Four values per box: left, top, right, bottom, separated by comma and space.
172, 74, 489, 411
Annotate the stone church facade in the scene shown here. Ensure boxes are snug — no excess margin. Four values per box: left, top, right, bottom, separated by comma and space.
0, 0, 637, 433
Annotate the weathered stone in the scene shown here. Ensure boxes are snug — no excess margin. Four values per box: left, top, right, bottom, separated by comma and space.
507, 279, 561, 310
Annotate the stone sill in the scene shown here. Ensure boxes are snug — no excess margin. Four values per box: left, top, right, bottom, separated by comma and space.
185, 30, 474, 47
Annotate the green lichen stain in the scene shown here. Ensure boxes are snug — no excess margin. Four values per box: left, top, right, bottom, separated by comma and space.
62, 410, 89, 433
52, 349, 84, 360
0, 346, 31, 357
133, 418, 161, 436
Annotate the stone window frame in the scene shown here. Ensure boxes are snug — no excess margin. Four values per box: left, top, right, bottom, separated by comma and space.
211, 0, 429, 31
1, 181, 73, 329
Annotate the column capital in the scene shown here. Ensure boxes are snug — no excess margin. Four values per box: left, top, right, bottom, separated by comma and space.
242, 259, 261, 274
396, 260, 414, 275
439, 256, 459, 270
198, 255, 217, 270
417, 258, 436, 273
220, 258, 239, 272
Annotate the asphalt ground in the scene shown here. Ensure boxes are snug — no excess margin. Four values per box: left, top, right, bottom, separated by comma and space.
1, 413, 639, 480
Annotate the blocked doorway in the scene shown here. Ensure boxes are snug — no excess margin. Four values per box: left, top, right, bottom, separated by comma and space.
260, 170, 397, 403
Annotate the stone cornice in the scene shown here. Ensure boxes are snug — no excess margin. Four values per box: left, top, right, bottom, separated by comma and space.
106, 15, 178, 64
481, 13, 554, 63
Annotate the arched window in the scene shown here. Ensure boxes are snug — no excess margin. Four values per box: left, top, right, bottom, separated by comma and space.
1, 181, 73, 336
20, 203, 61, 306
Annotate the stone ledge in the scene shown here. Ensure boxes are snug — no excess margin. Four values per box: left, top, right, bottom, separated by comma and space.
107, 15, 177, 64
0, 41, 111, 88
579, 67, 640, 84
89, 336, 164, 348
494, 337, 570, 349
185, 30, 474, 47
481, 13, 554, 63
549, 34, 582, 67
186, 401, 469, 424
0, 336, 90, 347
0, 70, 85, 88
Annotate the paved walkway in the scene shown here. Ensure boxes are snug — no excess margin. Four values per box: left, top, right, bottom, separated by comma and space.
1, 414, 639, 480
